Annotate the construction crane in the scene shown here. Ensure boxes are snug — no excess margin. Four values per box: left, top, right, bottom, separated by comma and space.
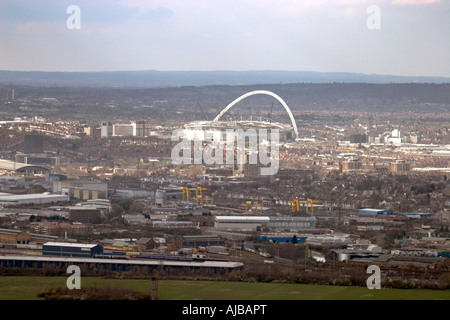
196, 195, 213, 207
196, 187, 208, 197
180, 186, 211, 208
179, 186, 209, 202
179, 187, 192, 201
242, 201, 253, 213
241, 201, 263, 214
288, 199, 300, 212
252, 201, 263, 214
306, 199, 322, 215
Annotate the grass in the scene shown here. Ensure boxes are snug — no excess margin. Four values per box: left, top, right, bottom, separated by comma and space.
0, 276, 449, 300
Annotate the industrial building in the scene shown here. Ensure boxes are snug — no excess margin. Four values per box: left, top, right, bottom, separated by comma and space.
214, 215, 315, 231
42, 242, 103, 257
182, 235, 225, 247
0, 254, 244, 274
155, 188, 183, 206
258, 233, 307, 243
0, 228, 58, 244
401, 213, 433, 219
53, 180, 108, 200
358, 208, 395, 216
332, 245, 383, 262
0, 192, 70, 206
68, 206, 102, 224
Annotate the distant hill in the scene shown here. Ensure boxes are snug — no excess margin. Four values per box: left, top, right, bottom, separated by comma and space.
0, 70, 449, 88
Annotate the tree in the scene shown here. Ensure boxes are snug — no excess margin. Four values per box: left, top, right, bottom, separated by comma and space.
292, 235, 298, 244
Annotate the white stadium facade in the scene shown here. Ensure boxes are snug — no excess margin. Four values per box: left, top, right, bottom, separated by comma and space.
182, 90, 299, 142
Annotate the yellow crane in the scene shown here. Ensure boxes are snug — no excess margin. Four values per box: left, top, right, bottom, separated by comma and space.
252, 201, 263, 214
242, 201, 253, 213
241, 201, 263, 214
288, 199, 300, 212
179, 186, 209, 202
191, 187, 212, 208
306, 199, 322, 215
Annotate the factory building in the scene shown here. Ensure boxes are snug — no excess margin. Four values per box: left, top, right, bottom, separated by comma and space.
53, 180, 108, 200
401, 213, 432, 219
0, 254, 244, 274
155, 189, 183, 206
42, 242, 103, 257
358, 208, 395, 216
258, 233, 307, 243
267, 216, 316, 230
0, 193, 70, 206
0, 228, 59, 244
214, 216, 315, 231
0, 228, 32, 244
69, 206, 102, 224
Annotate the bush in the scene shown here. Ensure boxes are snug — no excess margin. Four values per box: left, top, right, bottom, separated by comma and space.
38, 285, 152, 300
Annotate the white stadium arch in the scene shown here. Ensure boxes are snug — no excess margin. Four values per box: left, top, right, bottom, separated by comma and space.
212, 90, 299, 139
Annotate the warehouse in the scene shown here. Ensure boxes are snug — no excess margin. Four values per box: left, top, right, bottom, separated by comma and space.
182, 235, 225, 247
69, 206, 102, 224
214, 215, 315, 231
42, 242, 103, 257
358, 208, 394, 216
258, 233, 307, 243
0, 193, 69, 206
401, 213, 432, 219
0, 254, 244, 274
0, 228, 58, 244
214, 216, 270, 231
267, 216, 315, 230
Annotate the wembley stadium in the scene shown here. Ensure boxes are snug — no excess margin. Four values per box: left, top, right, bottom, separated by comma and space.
181, 90, 299, 142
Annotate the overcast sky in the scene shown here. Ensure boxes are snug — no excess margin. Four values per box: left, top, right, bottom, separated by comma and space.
0, 0, 449, 77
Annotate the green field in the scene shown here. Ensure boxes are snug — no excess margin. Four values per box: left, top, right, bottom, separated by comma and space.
0, 276, 448, 300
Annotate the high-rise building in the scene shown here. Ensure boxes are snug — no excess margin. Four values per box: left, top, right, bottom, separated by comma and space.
390, 160, 411, 173
101, 122, 113, 138
113, 123, 134, 136
84, 126, 101, 139
349, 133, 367, 144
24, 135, 44, 154
343, 159, 363, 171
132, 121, 151, 138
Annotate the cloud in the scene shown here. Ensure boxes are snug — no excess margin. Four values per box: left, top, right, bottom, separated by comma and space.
391, 0, 441, 5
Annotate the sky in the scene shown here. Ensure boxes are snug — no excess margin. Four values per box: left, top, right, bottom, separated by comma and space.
0, 0, 449, 77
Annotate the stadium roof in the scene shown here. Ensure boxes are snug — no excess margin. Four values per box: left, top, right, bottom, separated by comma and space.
0, 159, 51, 173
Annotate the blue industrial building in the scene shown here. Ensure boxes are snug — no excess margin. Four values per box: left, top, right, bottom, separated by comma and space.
258, 233, 307, 243
42, 242, 103, 257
